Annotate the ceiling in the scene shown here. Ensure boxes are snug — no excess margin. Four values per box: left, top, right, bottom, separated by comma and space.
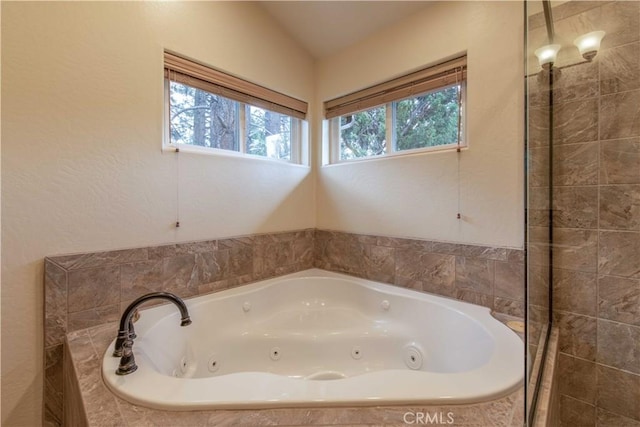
258, 1, 433, 59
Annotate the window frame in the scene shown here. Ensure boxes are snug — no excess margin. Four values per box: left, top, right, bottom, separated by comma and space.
325, 56, 467, 164
163, 52, 307, 165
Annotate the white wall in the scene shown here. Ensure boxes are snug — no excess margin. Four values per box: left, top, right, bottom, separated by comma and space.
315, 1, 525, 248
1, 2, 314, 425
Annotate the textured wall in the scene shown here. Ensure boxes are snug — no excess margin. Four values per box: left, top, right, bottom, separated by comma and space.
529, 1, 640, 425
1, 3, 315, 425
315, 1, 525, 248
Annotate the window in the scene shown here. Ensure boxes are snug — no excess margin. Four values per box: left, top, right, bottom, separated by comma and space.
325, 56, 466, 163
164, 52, 307, 163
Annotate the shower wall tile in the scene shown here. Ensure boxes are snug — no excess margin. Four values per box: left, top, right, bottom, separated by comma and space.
553, 269, 597, 316
529, 187, 550, 227
553, 99, 599, 145
600, 138, 640, 184
597, 408, 640, 427
560, 395, 596, 427
552, 142, 599, 186
598, 1, 640, 49
553, 229, 598, 272
553, 60, 599, 104
599, 184, 640, 231
558, 353, 597, 404
600, 90, 640, 140
539, 2, 640, 424
528, 147, 550, 187
528, 106, 551, 147
554, 311, 597, 361
598, 230, 640, 278
596, 364, 640, 421
552, 186, 598, 229
67, 265, 120, 313
600, 42, 640, 95
598, 275, 640, 326
596, 319, 640, 374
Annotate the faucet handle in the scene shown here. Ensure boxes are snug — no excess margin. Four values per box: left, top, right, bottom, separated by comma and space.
115, 338, 138, 375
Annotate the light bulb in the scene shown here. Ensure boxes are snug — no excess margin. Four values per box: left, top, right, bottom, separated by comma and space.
534, 44, 561, 69
573, 31, 605, 61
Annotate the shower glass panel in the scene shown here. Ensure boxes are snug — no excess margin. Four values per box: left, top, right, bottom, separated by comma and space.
525, 1, 553, 423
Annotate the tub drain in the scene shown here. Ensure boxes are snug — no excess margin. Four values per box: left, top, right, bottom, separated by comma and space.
404, 346, 423, 370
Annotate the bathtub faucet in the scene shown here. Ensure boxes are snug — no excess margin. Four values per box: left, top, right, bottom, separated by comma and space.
113, 292, 192, 375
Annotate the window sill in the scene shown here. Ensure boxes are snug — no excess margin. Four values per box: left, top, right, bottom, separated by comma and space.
163, 144, 309, 168
324, 144, 467, 167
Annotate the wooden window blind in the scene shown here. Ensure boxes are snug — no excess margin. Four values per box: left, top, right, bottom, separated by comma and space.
324, 56, 467, 119
164, 51, 308, 120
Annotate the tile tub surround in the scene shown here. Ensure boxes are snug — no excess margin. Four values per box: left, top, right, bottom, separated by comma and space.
44, 229, 524, 426
65, 317, 525, 427
528, 1, 640, 425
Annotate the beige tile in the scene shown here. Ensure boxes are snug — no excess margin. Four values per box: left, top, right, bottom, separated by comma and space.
493, 297, 524, 318
600, 138, 640, 184
44, 345, 64, 427
558, 353, 597, 404
598, 231, 640, 278
528, 106, 551, 148
528, 264, 550, 307
559, 395, 595, 427
552, 142, 599, 186
68, 304, 120, 333
600, 90, 640, 140
553, 269, 597, 316
455, 257, 494, 295
361, 244, 395, 283
494, 261, 524, 301
598, 275, 640, 326
553, 98, 599, 145
196, 250, 230, 284
597, 408, 640, 427
68, 265, 120, 313
44, 259, 67, 347
554, 311, 597, 360
395, 250, 455, 288
553, 59, 599, 103
552, 186, 598, 229
553, 229, 598, 272
121, 254, 199, 301
49, 248, 148, 270
601, 42, 640, 95
599, 184, 640, 231
456, 290, 493, 310
597, 319, 640, 374
597, 364, 640, 421
529, 146, 551, 187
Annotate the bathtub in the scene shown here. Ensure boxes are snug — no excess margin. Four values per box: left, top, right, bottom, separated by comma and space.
102, 269, 523, 410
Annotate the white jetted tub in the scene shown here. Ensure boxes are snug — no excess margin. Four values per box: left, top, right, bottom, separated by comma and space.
103, 269, 523, 410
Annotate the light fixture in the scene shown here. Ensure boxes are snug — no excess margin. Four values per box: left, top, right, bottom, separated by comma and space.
573, 30, 605, 61
534, 44, 561, 69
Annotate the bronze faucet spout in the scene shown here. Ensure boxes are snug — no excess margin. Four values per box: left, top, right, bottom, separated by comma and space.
113, 292, 192, 375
